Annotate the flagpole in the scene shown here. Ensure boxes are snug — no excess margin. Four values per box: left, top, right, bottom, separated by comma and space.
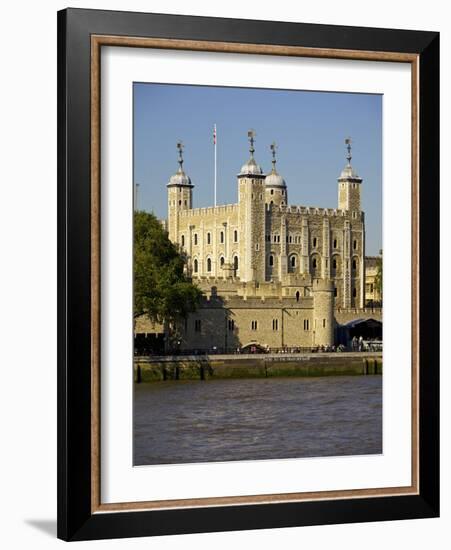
214, 124, 217, 207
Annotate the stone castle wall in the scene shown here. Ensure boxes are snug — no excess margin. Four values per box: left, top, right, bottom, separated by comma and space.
175, 296, 317, 350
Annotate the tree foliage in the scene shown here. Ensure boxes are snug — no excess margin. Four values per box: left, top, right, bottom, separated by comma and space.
134, 211, 202, 323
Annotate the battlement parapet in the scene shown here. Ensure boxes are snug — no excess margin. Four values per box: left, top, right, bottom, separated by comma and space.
267, 205, 364, 221
179, 203, 239, 218
198, 294, 314, 309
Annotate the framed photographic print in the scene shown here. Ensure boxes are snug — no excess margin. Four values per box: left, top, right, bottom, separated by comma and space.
57, 8, 439, 541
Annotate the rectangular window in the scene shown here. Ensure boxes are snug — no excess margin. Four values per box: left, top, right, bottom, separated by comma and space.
207, 232, 211, 244
194, 319, 202, 332
323, 319, 326, 328
251, 320, 258, 331
194, 233, 198, 245
272, 319, 279, 331
303, 319, 309, 330
228, 319, 234, 331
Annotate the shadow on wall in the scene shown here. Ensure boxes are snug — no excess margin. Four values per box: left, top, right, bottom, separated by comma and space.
174, 286, 241, 354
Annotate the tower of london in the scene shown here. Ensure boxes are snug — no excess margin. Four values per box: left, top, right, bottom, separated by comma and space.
161, 132, 366, 351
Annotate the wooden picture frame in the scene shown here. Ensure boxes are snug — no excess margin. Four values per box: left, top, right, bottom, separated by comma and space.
57, 8, 439, 541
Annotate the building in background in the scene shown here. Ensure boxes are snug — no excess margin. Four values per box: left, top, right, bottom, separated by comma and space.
365, 253, 383, 306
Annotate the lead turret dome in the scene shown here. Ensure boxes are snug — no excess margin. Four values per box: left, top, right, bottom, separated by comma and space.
265, 142, 286, 188
167, 141, 193, 187
338, 138, 362, 181
168, 168, 192, 187
237, 130, 265, 177
239, 157, 263, 176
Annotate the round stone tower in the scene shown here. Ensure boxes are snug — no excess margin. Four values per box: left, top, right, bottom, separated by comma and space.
312, 278, 334, 347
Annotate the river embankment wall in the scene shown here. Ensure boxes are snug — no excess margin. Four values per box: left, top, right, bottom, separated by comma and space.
134, 352, 382, 382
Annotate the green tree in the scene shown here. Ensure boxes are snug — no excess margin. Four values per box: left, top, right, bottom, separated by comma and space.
134, 211, 202, 324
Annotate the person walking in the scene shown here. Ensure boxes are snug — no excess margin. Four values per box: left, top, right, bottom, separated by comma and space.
358, 335, 364, 352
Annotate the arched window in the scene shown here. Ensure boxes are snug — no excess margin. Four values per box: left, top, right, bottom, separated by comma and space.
270, 189, 274, 195
220, 256, 225, 267
312, 258, 317, 269
333, 238, 337, 249
193, 259, 198, 273
269, 255, 274, 267
220, 231, 224, 244
353, 239, 357, 250
233, 256, 239, 271
207, 257, 212, 272
296, 291, 300, 302
352, 258, 357, 270
194, 233, 198, 245
181, 235, 185, 247
207, 232, 211, 244
290, 255, 296, 268
234, 230, 238, 242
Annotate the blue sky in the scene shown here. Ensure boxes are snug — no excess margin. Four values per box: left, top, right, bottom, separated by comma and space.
134, 83, 382, 255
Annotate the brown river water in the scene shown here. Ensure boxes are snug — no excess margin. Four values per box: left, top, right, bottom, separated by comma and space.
133, 375, 382, 466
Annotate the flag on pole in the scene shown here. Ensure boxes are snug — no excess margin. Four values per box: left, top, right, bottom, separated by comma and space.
213, 124, 217, 207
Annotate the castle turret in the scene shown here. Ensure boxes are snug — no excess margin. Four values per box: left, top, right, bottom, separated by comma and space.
265, 142, 288, 207
312, 279, 334, 346
167, 141, 193, 243
338, 137, 362, 215
238, 130, 266, 282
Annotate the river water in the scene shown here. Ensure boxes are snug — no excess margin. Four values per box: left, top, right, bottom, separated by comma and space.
134, 376, 382, 465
